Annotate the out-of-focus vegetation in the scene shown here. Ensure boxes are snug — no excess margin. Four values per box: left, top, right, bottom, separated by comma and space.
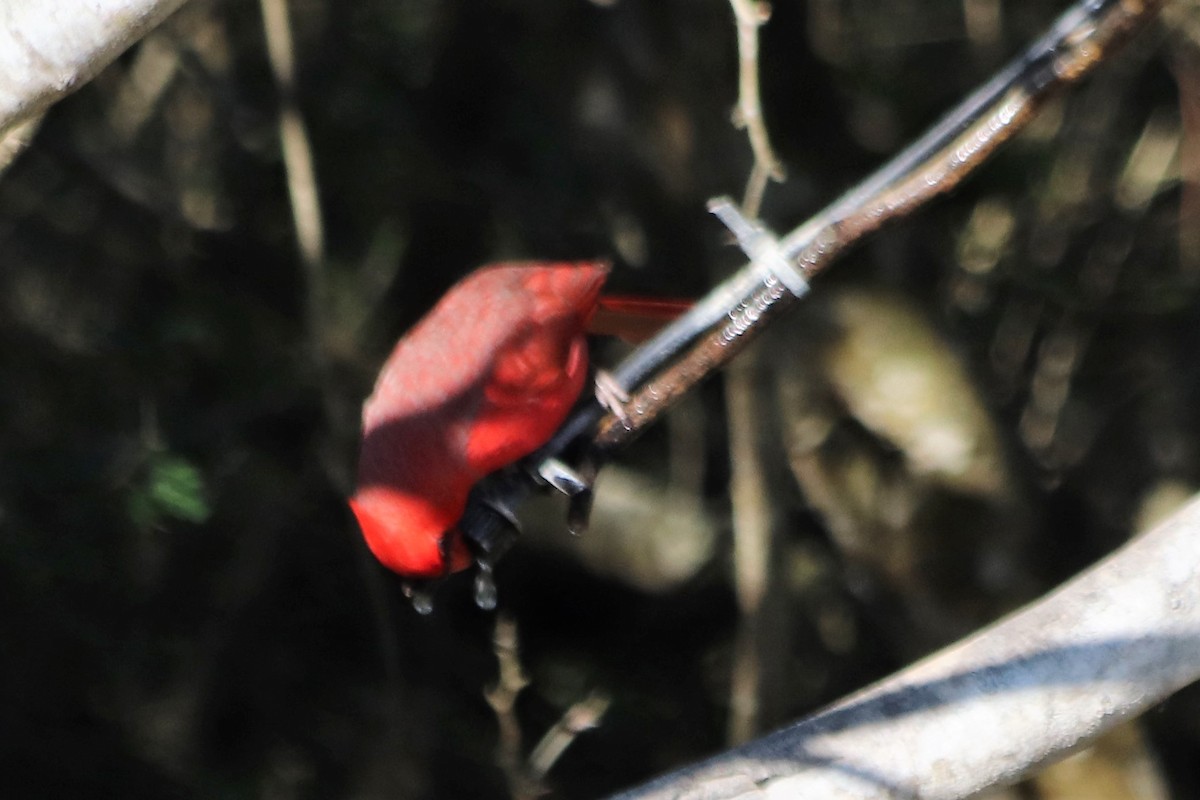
3, 0, 1200, 797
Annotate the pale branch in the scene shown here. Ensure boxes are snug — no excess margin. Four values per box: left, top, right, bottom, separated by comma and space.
609, 491, 1200, 800
0, 0, 189, 135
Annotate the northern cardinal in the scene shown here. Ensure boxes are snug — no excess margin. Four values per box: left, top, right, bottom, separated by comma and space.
350, 262, 610, 579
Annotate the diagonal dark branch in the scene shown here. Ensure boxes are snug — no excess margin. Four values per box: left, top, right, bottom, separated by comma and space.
590, 0, 1165, 452
461, 0, 1166, 563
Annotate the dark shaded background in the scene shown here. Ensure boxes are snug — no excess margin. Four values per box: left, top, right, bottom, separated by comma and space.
3, 0, 1200, 797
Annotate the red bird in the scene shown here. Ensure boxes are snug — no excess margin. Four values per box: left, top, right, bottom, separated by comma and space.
350, 262, 609, 579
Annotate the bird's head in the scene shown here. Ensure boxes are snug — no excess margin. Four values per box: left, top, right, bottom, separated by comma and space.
349, 486, 472, 579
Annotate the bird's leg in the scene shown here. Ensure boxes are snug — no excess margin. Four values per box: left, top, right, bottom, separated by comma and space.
461, 483, 523, 559
565, 455, 598, 536
535, 369, 627, 497
528, 452, 599, 536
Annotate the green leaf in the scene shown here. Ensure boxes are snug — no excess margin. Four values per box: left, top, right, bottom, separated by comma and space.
145, 455, 211, 525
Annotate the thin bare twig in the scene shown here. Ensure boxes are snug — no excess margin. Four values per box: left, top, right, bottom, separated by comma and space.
484, 614, 609, 798
485, 613, 538, 800
526, 690, 612, 786
724, 349, 773, 745
727, 0, 785, 216
107, 33, 180, 141
258, 0, 326, 310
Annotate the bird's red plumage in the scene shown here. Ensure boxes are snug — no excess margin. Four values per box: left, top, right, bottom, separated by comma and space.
350, 261, 609, 578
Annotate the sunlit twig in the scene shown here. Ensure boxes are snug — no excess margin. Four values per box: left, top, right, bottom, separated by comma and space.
485, 613, 611, 798
724, 349, 773, 745
0, 114, 42, 178
107, 33, 180, 142
527, 690, 612, 786
484, 613, 539, 800
259, 0, 326, 312
727, 0, 785, 216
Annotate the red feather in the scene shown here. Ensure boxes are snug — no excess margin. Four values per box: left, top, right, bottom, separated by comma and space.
350, 262, 609, 578
589, 295, 691, 344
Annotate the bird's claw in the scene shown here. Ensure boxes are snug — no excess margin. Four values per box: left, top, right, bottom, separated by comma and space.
594, 369, 632, 424
534, 455, 598, 535
460, 486, 522, 563
537, 457, 591, 497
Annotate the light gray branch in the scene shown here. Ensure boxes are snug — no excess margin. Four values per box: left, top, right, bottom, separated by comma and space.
0, 0, 188, 135
612, 493, 1200, 799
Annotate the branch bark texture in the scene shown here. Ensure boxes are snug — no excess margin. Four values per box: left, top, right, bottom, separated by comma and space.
612, 493, 1200, 799
0, 0, 188, 135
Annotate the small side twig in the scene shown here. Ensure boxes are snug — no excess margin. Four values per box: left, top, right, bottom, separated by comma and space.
485, 614, 611, 798
526, 690, 612, 786
727, 0, 786, 216
259, 0, 326, 334
724, 348, 773, 745
485, 613, 537, 799
107, 33, 179, 141
0, 113, 42, 179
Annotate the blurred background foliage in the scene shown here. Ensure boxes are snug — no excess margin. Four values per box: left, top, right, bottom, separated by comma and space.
3, 0, 1200, 797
